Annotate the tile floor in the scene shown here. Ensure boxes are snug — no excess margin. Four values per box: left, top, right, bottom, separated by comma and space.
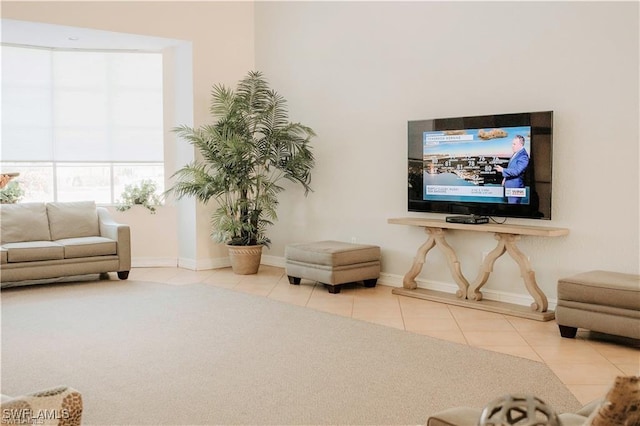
127, 265, 639, 406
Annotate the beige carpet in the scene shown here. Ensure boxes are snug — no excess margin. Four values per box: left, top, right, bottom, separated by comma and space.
1, 280, 580, 425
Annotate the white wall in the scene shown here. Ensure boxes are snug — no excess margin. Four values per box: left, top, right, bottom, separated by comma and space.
2, 1, 255, 268
3, 1, 638, 306
255, 2, 640, 302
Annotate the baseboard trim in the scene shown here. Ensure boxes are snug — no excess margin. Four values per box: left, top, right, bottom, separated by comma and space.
178, 257, 230, 271
132, 257, 178, 268
133, 254, 557, 310
261, 254, 286, 268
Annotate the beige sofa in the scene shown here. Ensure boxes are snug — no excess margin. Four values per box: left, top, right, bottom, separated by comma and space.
426, 375, 640, 426
426, 397, 601, 426
0, 201, 131, 287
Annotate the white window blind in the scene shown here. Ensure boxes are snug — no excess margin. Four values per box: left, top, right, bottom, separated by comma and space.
2, 46, 163, 162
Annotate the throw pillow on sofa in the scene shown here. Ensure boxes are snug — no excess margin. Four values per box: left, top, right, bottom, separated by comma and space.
47, 201, 100, 240
0, 203, 51, 244
584, 376, 640, 426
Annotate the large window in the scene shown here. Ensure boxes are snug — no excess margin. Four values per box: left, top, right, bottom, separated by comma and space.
1, 45, 164, 203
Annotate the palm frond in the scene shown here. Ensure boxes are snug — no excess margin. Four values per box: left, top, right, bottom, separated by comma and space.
167, 70, 316, 246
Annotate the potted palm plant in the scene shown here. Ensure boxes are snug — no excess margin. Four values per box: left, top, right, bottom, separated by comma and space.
166, 71, 316, 274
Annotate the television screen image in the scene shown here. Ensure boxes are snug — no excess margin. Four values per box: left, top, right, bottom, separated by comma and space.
408, 111, 553, 220
422, 126, 531, 205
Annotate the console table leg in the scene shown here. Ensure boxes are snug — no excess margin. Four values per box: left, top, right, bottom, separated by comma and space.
500, 233, 548, 312
468, 236, 506, 301
430, 228, 469, 298
402, 231, 436, 289
402, 228, 468, 298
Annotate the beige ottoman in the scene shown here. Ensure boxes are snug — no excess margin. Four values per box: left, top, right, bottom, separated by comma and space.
556, 270, 640, 339
285, 240, 381, 294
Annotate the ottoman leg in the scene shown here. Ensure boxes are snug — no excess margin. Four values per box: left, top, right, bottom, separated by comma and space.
326, 284, 342, 294
558, 324, 578, 338
288, 276, 301, 285
364, 278, 378, 288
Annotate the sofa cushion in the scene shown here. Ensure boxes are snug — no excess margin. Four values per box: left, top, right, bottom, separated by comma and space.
3, 241, 64, 262
0, 247, 7, 264
57, 237, 117, 259
0, 202, 51, 244
47, 201, 100, 241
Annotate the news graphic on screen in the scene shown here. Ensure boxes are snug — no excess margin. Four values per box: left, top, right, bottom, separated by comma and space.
422, 126, 531, 205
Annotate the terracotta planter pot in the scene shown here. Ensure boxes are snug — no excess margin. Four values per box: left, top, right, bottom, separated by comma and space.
226, 244, 263, 275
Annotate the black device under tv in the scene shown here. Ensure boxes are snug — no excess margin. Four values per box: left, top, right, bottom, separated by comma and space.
408, 111, 553, 220
445, 215, 489, 225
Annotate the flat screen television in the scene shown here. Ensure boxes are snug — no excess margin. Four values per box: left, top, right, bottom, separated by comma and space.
408, 111, 553, 220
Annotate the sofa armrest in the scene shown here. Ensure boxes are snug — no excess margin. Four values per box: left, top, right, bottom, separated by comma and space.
97, 207, 131, 273
575, 397, 604, 417
426, 407, 481, 426
1, 386, 82, 426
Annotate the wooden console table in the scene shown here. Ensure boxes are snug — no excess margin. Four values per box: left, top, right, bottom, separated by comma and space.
388, 217, 569, 321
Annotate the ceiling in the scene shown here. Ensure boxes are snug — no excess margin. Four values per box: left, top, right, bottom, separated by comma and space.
1, 19, 184, 51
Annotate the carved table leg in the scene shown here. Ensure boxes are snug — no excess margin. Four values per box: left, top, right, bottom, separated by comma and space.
430, 228, 469, 298
467, 233, 548, 312
402, 230, 436, 289
468, 235, 506, 301
501, 234, 548, 312
402, 227, 469, 299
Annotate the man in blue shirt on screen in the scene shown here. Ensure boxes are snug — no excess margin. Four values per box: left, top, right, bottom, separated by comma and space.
495, 135, 529, 204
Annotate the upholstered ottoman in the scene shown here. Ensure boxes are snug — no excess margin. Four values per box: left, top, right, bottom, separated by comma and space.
285, 241, 381, 294
556, 270, 640, 339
